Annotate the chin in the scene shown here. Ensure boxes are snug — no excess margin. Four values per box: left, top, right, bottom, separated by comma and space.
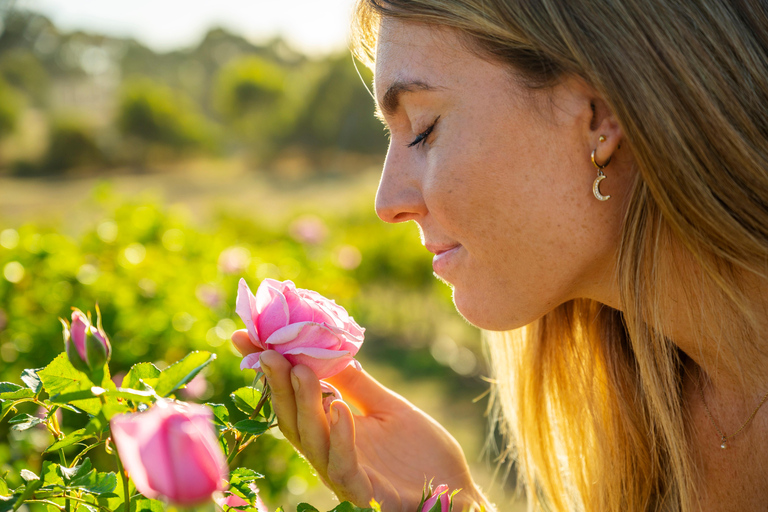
451, 286, 527, 331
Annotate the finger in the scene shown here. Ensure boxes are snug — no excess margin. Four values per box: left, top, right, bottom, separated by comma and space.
292, 364, 331, 473
231, 329, 259, 356
327, 400, 374, 504
260, 350, 300, 445
324, 365, 400, 415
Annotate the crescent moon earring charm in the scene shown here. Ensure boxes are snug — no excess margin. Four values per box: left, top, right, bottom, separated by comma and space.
591, 148, 612, 201
593, 169, 610, 201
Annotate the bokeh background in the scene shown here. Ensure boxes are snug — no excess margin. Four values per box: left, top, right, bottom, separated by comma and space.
0, 1, 524, 509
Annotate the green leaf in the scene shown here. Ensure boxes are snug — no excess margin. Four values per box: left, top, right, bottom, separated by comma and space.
9, 413, 43, 431
70, 470, 118, 495
297, 504, 320, 512
122, 362, 160, 391
44, 428, 92, 453
0, 475, 9, 497
40, 461, 64, 488
154, 351, 216, 397
21, 368, 43, 394
229, 467, 264, 499
0, 382, 34, 400
130, 497, 165, 512
39, 354, 94, 397
233, 419, 269, 435
230, 386, 262, 415
207, 402, 230, 428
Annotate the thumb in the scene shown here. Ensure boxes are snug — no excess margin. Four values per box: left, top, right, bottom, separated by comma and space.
231, 329, 260, 356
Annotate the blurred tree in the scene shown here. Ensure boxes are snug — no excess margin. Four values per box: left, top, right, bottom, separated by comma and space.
0, 48, 49, 104
42, 116, 104, 173
212, 55, 292, 161
285, 54, 387, 159
214, 55, 284, 119
117, 77, 216, 161
0, 77, 19, 141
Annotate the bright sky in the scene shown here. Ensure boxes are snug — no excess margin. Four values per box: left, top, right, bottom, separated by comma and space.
17, 0, 360, 55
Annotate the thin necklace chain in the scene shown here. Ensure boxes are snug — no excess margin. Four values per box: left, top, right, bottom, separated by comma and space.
697, 372, 768, 449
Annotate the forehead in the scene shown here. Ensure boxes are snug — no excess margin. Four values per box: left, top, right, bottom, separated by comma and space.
373, 19, 481, 98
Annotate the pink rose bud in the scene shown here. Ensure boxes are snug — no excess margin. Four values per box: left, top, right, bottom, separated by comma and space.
110, 400, 227, 506
422, 484, 451, 512
236, 278, 365, 380
61, 307, 111, 374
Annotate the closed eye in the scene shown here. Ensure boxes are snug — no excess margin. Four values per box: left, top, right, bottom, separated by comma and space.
407, 116, 440, 148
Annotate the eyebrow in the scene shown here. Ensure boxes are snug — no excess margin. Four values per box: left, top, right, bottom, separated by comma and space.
376, 79, 443, 120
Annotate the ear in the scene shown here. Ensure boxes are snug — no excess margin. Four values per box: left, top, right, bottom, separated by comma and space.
590, 96, 623, 166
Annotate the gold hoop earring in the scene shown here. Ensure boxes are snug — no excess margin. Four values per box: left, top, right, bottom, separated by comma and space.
591, 148, 611, 201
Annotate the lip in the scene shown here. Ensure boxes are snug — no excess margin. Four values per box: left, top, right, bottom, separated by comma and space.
429, 243, 462, 276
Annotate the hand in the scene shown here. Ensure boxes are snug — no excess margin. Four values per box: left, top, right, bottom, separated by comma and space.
231, 330, 490, 512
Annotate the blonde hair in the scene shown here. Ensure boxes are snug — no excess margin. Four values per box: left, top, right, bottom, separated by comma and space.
351, 1, 768, 511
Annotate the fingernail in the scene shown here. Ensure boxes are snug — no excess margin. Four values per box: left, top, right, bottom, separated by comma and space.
291, 372, 300, 392
330, 404, 339, 425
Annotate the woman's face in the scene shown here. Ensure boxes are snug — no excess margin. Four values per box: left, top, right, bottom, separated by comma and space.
373, 19, 635, 330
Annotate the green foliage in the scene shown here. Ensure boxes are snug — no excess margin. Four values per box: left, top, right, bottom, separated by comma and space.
0, 191, 484, 508
42, 117, 105, 173
0, 78, 19, 140
214, 56, 286, 120
117, 78, 215, 155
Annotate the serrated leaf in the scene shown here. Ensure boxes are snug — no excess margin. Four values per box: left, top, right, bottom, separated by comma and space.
21, 368, 43, 394
40, 461, 64, 488
230, 386, 262, 415
123, 363, 161, 391
70, 470, 118, 495
0, 382, 35, 400
38, 354, 94, 396
233, 419, 269, 435
230, 467, 264, 482
45, 428, 92, 453
207, 402, 230, 428
9, 413, 43, 431
154, 351, 216, 397
229, 467, 264, 499
130, 497, 165, 512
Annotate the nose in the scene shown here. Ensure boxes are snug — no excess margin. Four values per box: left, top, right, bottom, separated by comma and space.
375, 143, 428, 224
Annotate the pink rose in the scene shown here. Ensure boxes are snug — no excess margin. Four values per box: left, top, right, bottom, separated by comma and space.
422, 484, 451, 512
236, 278, 364, 380
61, 307, 111, 373
110, 400, 227, 506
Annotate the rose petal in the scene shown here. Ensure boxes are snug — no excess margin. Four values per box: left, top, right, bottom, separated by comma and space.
235, 279, 261, 348
265, 322, 342, 352
283, 288, 322, 323
255, 280, 290, 341
110, 414, 158, 500
240, 352, 263, 372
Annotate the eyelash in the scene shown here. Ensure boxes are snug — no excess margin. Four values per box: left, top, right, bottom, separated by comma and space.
407, 116, 440, 148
